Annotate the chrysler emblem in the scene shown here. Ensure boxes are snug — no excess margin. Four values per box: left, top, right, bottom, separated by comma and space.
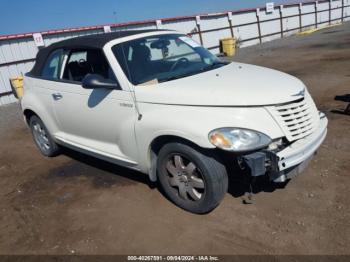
292, 88, 305, 97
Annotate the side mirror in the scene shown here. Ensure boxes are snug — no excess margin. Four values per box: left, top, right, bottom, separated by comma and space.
82, 74, 119, 90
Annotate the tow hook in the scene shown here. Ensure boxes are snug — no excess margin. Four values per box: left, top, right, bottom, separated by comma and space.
242, 184, 254, 205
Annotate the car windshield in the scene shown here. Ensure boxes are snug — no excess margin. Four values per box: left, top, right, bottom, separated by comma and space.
112, 34, 228, 85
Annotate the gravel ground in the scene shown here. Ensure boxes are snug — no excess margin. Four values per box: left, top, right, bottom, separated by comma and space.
0, 22, 349, 255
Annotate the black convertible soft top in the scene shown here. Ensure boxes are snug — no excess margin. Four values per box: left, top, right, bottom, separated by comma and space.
28, 29, 168, 77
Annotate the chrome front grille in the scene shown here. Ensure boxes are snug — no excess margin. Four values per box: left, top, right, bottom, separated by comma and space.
267, 93, 320, 142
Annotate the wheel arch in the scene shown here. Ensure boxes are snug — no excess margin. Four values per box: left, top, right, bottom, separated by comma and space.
23, 108, 39, 125
148, 135, 211, 182
22, 104, 59, 139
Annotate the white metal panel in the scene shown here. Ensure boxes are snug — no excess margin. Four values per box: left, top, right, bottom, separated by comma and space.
200, 15, 232, 48
16, 38, 34, 60
0, 77, 10, 105
25, 38, 39, 59
235, 23, 259, 42
24, 61, 35, 72
261, 19, 281, 36
231, 11, 259, 45
331, 0, 342, 22
285, 16, 300, 32
317, 1, 330, 26
301, 3, 317, 28
202, 29, 232, 49
302, 2, 317, 13
345, 0, 350, 18
346, 0, 350, 19
121, 24, 157, 31
200, 15, 228, 31
283, 5, 299, 16
163, 19, 197, 35
0, 68, 10, 105
15, 62, 27, 76
1, 41, 15, 63
259, 7, 283, 42
8, 41, 24, 62
283, 6, 300, 32
0, 46, 6, 64
231, 11, 257, 25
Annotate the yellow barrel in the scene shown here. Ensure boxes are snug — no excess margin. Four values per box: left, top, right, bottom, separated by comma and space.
221, 37, 236, 57
10, 76, 24, 99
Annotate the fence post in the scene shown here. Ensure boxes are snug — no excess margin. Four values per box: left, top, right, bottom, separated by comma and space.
279, 5, 284, 38
341, 0, 344, 22
156, 20, 162, 29
315, 1, 318, 28
299, 3, 303, 31
195, 16, 204, 45
256, 8, 262, 44
329, 0, 332, 25
228, 12, 234, 38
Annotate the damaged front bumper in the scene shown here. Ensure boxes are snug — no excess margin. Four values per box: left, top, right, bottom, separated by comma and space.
243, 115, 328, 182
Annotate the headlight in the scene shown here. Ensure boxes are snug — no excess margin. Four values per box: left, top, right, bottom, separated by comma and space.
208, 128, 271, 152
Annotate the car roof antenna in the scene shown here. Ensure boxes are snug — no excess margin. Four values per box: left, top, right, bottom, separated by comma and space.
113, 10, 143, 121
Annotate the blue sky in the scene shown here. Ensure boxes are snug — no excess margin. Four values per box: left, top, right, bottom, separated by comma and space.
0, 0, 294, 35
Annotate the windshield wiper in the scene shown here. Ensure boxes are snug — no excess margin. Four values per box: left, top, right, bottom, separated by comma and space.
160, 71, 201, 83
202, 61, 228, 72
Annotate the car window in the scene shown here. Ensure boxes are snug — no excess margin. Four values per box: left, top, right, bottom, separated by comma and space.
145, 38, 201, 62
41, 49, 63, 79
112, 34, 223, 85
62, 49, 117, 83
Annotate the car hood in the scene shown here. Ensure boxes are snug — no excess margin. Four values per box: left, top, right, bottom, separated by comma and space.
134, 62, 306, 106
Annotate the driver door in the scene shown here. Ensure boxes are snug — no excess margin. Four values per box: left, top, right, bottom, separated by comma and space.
51, 48, 138, 163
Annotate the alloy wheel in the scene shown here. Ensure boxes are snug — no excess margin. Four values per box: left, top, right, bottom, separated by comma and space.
165, 154, 205, 201
32, 121, 50, 152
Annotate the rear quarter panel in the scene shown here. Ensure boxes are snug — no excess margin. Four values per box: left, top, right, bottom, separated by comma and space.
22, 76, 60, 137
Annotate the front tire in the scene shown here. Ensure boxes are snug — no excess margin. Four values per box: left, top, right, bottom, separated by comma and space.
157, 142, 228, 214
29, 115, 60, 157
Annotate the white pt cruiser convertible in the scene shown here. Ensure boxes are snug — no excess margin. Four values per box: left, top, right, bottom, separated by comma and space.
21, 30, 328, 213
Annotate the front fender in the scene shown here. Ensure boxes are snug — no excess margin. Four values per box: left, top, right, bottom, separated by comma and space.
135, 103, 284, 175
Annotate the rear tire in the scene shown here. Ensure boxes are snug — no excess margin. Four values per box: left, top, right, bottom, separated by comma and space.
157, 142, 228, 214
29, 115, 60, 157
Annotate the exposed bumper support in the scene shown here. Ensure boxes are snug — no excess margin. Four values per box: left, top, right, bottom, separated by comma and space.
243, 116, 328, 182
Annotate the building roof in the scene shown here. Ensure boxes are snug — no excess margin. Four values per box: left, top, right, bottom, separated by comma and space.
29, 29, 167, 77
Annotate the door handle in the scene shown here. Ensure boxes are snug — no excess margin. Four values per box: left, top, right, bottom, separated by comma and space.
52, 93, 63, 101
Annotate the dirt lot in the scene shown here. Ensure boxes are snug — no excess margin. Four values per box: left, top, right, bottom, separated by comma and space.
0, 23, 349, 255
